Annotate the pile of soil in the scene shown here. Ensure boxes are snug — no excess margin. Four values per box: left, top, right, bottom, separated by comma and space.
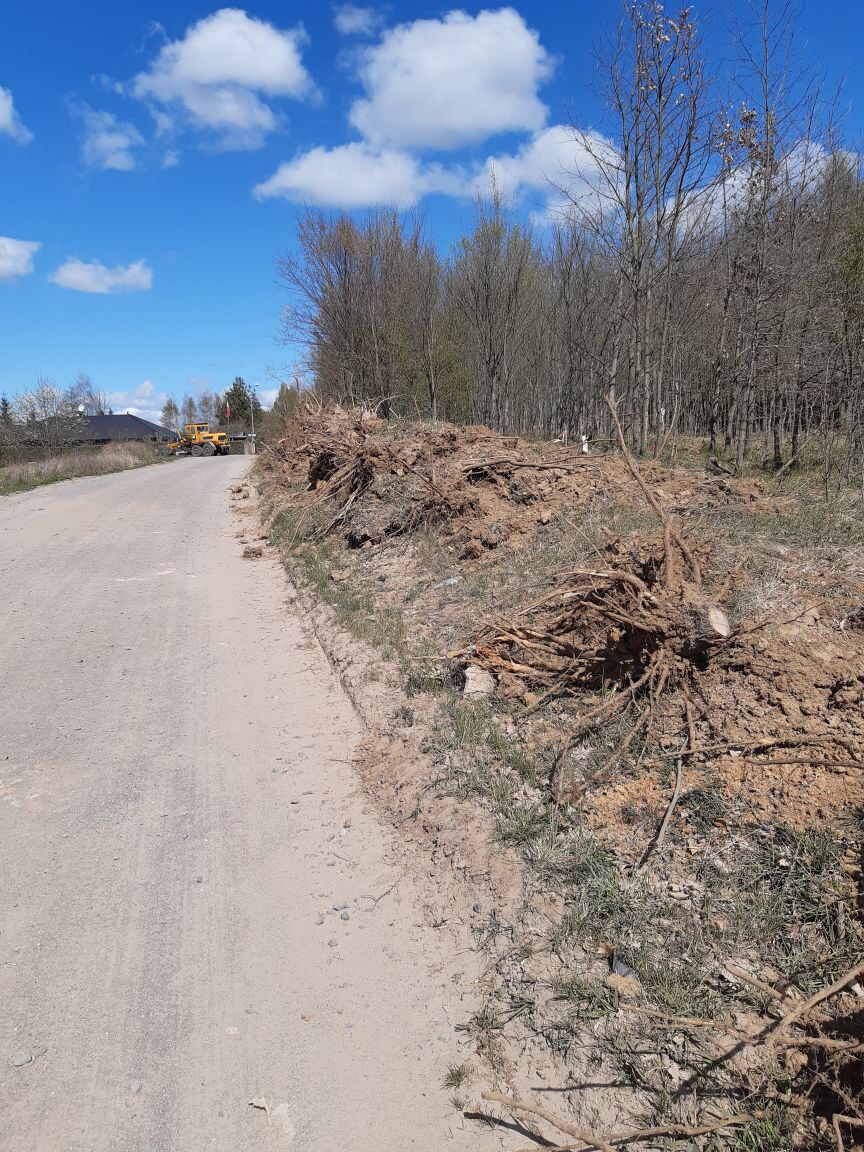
265, 405, 775, 558
262, 404, 864, 836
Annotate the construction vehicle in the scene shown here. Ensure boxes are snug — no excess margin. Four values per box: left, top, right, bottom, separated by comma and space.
168, 423, 230, 457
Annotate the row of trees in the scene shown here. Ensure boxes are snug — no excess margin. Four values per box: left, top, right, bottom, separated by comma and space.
277, 2, 864, 483
160, 377, 264, 435
0, 375, 267, 465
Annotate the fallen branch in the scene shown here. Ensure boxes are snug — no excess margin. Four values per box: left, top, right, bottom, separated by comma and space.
722, 963, 786, 1002
482, 1091, 751, 1151
636, 756, 682, 870
770, 959, 864, 1041
481, 1092, 615, 1152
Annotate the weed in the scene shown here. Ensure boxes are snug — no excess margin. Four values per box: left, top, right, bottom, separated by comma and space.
725, 826, 860, 993
680, 783, 727, 830
394, 704, 415, 727
404, 663, 447, 696
472, 910, 509, 952
442, 1062, 472, 1091
495, 802, 547, 845
522, 829, 568, 877
552, 974, 616, 1021
720, 1106, 794, 1152
456, 999, 502, 1038
269, 505, 306, 546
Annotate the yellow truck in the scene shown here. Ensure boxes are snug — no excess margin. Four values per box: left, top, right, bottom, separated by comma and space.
168, 423, 230, 457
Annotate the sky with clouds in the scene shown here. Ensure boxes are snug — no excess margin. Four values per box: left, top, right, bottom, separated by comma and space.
2, 0, 864, 423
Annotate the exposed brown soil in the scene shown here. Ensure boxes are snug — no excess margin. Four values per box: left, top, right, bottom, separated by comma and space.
257, 404, 864, 1151
263, 405, 863, 837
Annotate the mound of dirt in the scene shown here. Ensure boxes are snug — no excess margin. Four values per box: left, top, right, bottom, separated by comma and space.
263, 404, 772, 560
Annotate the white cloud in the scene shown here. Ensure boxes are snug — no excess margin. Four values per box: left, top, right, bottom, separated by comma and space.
49, 258, 153, 294
105, 380, 164, 424
74, 104, 144, 171
0, 237, 41, 281
258, 387, 278, 408
349, 8, 553, 151
481, 125, 618, 221
254, 141, 466, 209
483, 125, 584, 194
333, 5, 380, 37
133, 8, 314, 149
0, 86, 33, 143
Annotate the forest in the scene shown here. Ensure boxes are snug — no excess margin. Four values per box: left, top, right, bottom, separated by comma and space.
276, 2, 864, 487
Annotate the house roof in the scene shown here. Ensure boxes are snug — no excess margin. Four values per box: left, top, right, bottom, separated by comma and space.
77, 413, 177, 441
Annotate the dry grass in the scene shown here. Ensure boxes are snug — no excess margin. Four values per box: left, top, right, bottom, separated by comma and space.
0, 442, 163, 495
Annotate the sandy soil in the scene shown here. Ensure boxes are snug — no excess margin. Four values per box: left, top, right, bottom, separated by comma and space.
0, 458, 503, 1152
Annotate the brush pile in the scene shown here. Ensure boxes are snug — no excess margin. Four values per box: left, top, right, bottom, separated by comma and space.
263, 399, 767, 559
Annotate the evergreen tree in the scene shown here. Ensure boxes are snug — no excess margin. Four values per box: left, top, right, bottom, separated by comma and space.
217, 377, 263, 433
0, 394, 15, 463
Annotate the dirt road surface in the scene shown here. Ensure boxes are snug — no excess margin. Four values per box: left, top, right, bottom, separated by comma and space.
0, 459, 499, 1151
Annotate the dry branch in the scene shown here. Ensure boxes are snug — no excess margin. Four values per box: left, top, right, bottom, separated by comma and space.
482, 1091, 751, 1150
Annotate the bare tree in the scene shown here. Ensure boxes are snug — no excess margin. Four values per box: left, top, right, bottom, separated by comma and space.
70, 374, 109, 416
14, 378, 83, 452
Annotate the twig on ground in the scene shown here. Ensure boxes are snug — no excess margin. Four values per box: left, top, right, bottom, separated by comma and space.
769, 959, 864, 1041
361, 878, 401, 908
481, 1092, 615, 1152
482, 1091, 751, 1151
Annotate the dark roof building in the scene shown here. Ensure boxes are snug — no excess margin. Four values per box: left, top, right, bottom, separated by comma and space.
77, 414, 176, 442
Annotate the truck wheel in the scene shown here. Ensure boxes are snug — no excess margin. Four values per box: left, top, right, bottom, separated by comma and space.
203, 443, 215, 457
191, 444, 202, 457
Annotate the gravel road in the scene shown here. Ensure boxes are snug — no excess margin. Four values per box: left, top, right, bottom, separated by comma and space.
0, 459, 497, 1151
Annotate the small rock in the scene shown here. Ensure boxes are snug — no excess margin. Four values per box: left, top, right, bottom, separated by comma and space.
340, 911, 350, 921
316, 915, 325, 925
472, 902, 482, 914
12, 1053, 32, 1068
463, 665, 495, 699
242, 545, 262, 559
333, 901, 348, 911
129, 1080, 143, 1096
328, 938, 338, 948
706, 606, 732, 638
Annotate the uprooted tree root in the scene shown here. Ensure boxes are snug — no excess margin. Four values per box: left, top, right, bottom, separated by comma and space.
460, 396, 730, 799
263, 401, 468, 547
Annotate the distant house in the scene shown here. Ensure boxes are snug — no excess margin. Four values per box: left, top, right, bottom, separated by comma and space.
76, 414, 176, 443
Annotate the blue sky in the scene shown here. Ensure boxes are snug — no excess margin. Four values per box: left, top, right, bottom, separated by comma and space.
2, 1, 863, 422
